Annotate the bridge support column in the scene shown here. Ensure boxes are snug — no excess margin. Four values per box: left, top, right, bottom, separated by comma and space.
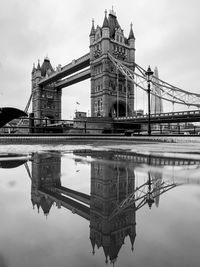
29, 113, 35, 133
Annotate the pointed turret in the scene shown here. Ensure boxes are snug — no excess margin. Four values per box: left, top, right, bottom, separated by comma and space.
129, 230, 136, 251
90, 235, 96, 255
128, 23, 135, 62
128, 23, 135, 40
108, 7, 120, 39
128, 22, 135, 40
89, 19, 96, 47
89, 19, 96, 36
32, 63, 36, 74
40, 196, 54, 215
102, 10, 109, 28
102, 10, 110, 44
37, 59, 41, 70
40, 56, 54, 77
35, 59, 42, 78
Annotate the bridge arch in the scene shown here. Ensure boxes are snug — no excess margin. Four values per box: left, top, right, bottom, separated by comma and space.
109, 101, 129, 118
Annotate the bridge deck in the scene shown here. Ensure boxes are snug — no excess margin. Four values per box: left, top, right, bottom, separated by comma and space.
115, 110, 200, 124
56, 185, 90, 205
55, 68, 90, 89
39, 188, 90, 220
38, 53, 90, 86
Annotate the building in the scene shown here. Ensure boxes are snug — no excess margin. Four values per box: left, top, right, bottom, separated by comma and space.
75, 111, 87, 118
31, 57, 62, 125
89, 151, 136, 264
150, 67, 163, 114
90, 8, 135, 117
31, 153, 61, 214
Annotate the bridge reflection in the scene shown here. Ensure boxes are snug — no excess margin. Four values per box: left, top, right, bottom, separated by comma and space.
29, 150, 200, 265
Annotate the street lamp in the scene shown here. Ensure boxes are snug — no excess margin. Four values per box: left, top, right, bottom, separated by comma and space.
145, 66, 154, 135
146, 172, 154, 209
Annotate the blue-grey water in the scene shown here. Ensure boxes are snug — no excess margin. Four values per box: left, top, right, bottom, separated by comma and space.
0, 143, 200, 267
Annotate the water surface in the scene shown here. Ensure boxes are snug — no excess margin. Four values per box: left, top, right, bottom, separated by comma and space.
0, 143, 200, 267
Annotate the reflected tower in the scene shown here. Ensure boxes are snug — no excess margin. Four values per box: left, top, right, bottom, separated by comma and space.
89, 152, 136, 264
31, 153, 61, 215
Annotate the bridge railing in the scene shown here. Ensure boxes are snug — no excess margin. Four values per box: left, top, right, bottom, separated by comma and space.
114, 109, 200, 121
0, 116, 200, 135
59, 53, 90, 72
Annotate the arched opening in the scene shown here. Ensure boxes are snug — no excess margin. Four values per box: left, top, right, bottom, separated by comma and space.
109, 102, 126, 118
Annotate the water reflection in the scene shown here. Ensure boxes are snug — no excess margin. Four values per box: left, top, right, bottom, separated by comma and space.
22, 150, 200, 265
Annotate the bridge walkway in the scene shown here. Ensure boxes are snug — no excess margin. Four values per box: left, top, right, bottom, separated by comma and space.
39, 187, 90, 221
56, 185, 90, 205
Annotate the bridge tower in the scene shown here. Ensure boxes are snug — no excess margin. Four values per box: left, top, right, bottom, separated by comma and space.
89, 8, 135, 117
31, 153, 61, 214
90, 152, 136, 262
31, 57, 62, 125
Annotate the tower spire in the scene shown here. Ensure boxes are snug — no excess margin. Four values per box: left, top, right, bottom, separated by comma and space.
128, 22, 135, 40
37, 59, 41, 70
89, 19, 96, 36
102, 9, 109, 28
32, 62, 36, 74
109, 6, 116, 17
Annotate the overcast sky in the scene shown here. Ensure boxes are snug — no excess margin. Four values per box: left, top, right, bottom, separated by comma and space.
1, 0, 200, 119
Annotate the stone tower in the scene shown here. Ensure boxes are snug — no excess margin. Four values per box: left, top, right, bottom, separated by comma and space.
31, 57, 62, 125
89, 8, 135, 117
31, 152, 61, 215
89, 151, 136, 263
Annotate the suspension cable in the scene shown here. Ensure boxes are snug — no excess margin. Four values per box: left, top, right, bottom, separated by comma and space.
108, 53, 200, 108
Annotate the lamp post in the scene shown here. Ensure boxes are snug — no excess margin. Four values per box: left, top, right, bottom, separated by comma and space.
146, 172, 154, 209
145, 66, 154, 135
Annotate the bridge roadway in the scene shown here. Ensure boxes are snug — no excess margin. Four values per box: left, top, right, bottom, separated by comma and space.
114, 110, 200, 124
38, 53, 90, 87
38, 187, 90, 220
74, 150, 200, 166
113, 153, 200, 166
55, 68, 91, 89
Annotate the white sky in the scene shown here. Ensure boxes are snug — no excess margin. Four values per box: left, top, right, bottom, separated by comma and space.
0, 0, 200, 119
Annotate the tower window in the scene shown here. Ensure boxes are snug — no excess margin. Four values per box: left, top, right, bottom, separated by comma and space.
47, 93, 53, 99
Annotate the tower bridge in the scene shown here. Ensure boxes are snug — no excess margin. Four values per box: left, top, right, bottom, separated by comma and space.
29, 8, 200, 132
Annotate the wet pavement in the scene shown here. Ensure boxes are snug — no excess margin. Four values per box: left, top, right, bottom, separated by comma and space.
0, 143, 200, 267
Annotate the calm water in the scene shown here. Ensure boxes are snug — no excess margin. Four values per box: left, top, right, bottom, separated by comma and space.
0, 143, 200, 267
